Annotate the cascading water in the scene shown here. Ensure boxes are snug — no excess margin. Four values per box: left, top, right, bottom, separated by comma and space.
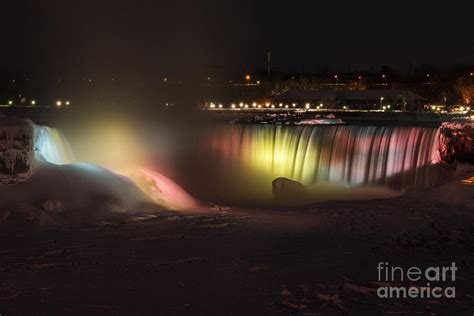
196, 124, 442, 202
33, 124, 75, 164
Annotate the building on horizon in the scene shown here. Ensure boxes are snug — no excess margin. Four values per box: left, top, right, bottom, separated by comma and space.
273, 89, 426, 111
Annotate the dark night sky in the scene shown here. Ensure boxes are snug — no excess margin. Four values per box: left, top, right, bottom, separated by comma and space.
1, 0, 473, 79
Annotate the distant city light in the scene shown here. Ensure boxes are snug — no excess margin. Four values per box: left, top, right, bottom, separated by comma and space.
256, 80, 260, 85
163, 78, 168, 82
320, 103, 324, 107
244, 104, 248, 108
292, 103, 296, 107
305, 103, 310, 109
279, 103, 283, 107
56, 101, 62, 107
231, 103, 236, 109
8, 100, 13, 105
245, 75, 251, 81
239, 102, 244, 107
285, 105, 289, 108
218, 104, 223, 108
31, 100, 36, 105
252, 102, 257, 107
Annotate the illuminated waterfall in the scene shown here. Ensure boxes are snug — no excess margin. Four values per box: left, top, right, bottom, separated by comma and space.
30, 123, 207, 211
33, 125, 75, 164
202, 125, 441, 197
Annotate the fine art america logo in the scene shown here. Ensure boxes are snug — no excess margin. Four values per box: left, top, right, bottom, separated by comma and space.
376, 262, 457, 299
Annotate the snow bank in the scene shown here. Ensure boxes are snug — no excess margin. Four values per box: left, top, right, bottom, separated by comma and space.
125, 167, 213, 211
0, 154, 158, 216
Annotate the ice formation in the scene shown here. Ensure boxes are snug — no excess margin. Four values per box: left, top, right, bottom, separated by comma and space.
0, 156, 156, 214
127, 167, 211, 211
0, 117, 34, 184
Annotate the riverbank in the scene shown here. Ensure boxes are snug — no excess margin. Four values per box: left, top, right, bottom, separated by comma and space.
1, 173, 473, 315
203, 108, 472, 127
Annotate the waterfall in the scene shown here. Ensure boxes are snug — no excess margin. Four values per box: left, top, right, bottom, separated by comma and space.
202, 125, 441, 196
33, 124, 75, 164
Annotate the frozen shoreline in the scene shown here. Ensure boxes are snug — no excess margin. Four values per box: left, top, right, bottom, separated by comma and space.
1, 173, 473, 314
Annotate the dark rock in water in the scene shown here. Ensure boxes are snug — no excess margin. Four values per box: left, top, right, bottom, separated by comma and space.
272, 177, 307, 201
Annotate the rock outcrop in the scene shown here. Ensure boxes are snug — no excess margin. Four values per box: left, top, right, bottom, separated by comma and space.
0, 117, 34, 185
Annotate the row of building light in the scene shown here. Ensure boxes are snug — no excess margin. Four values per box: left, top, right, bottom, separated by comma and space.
5, 100, 71, 107
207, 102, 326, 110
207, 102, 394, 110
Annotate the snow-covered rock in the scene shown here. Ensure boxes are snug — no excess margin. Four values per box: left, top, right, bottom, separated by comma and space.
0, 155, 158, 214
